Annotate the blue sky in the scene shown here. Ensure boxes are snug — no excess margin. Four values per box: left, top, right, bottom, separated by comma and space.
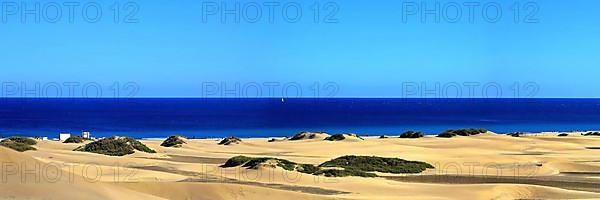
1, 0, 599, 98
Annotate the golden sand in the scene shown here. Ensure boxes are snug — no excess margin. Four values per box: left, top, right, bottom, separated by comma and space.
2, 132, 600, 200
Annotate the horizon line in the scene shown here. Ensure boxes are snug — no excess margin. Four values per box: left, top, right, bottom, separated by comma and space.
2, 97, 600, 99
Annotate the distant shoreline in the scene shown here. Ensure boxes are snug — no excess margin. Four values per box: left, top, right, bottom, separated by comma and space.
3, 130, 598, 141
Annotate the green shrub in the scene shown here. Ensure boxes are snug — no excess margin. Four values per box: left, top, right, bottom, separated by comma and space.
5, 136, 37, 145
325, 133, 363, 141
221, 156, 298, 170
325, 134, 346, 141
74, 136, 155, 156
319, 155, 434, 174
276, 159, 297, 171
584, 132, 600, 136
437, 132, 456, 138
63, 136, 86, 143
0, 140, 36, 152
290, 131, 326, 140
218, 136, 242, 145
161, 135, 187, 147
400, 131, 425, 138
222, 155, 433, 178
297, 164, 320, 174
314, 169, 377, 177
437, 128, 487, 138
241, 157, 272, 168
242, 157, 296, 170
507, 132, 524, 137
221, 156, 253, 167
289, 133, 305, 140
127, 138, 156, 153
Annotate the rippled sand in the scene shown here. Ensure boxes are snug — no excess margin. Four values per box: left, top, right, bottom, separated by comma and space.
2, 132, 600, 200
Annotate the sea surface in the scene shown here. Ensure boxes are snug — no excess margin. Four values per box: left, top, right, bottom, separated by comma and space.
1, 98, 600, 139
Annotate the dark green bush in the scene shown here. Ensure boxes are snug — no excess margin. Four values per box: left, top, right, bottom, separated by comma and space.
63, 136, 86, 143
161, 135, 187, 147
221, 156, 298, 170
275, 159, 297, 170
438, 128, 487, 138
289, 131, 326, 140
242, 157, 297, 170
297, 164, 320, 174
325, 134, 346, 141
437, 132, 457, 138
74, 136, 156, 156
5, 136, 37, 145
218, 136, 242, 145
127, 137, 156, 153
325, 133, 363, 141
314, 169, 377, 177
241, 157, 272, 168
319, 155, 434, 174
584, 132, 600, 136
400, 131, 425, 138
221, 156, 253, 167
0, 140, 36, 152
507, 132, 524, 137
222, 155, 433, 178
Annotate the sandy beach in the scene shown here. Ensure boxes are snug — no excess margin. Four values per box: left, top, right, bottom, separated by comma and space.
2, 132, 600, 200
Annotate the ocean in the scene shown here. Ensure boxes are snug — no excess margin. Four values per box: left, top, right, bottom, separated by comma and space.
1, 98, 600, 139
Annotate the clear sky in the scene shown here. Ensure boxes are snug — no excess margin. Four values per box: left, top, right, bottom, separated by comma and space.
1, 0, 599, 98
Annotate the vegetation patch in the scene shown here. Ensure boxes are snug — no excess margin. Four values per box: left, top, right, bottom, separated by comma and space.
584, 132, 600, 136
4, 136, 37, 145
289, 131, 329, 140
507, 132, 525, 137
218, 136, 242, 145
437, 128, 487, 138
297, 164, 320, 174
0, 137, 37, 152
221, 156, 254, 168
221, 156, 299, 170
324, 133, 364, 141
314, 169, 377, 177
222, 155, 434, 178
400, 131, 425, 138
161, 135, 187, 147
63, 136, 88, 143
319, 155, 434, 174
74, 136, 156, 156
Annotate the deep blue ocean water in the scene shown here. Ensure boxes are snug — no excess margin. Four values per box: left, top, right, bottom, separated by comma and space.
1, 98, 600, 139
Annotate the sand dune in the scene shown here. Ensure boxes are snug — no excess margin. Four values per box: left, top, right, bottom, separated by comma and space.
2, 133, 600, 199
0, 146, 164, 200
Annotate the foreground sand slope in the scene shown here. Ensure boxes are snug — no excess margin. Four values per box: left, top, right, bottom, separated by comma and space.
0, 146, 164, 200
6, 133, 600, 199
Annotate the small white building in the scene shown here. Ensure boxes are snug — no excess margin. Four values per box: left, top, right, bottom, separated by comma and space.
59, 133, 71, 141
82, 131, 91, 139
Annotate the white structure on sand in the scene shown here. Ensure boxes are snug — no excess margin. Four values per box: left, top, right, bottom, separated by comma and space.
59, 133, 71, 141
82, 131, 91, 139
